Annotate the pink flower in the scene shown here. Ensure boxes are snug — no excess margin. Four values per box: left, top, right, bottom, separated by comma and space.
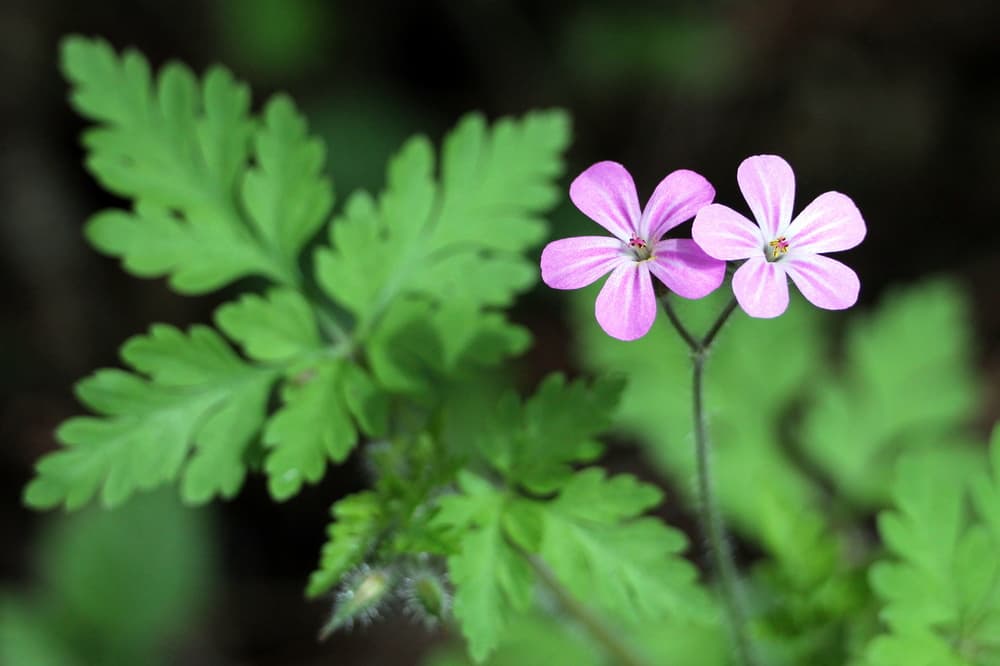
692, 155, 866, 318
541, 161, 726, 341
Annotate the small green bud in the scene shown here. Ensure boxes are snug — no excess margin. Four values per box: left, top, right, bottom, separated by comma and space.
402, 569, 451, 628
319, 564, 395, 639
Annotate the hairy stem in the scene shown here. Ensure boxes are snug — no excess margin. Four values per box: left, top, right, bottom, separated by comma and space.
520, 547, 654, 666
661, 295, 757, 666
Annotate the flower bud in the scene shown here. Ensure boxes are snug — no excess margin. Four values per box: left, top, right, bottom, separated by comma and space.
319, 564, 395, 639
402, 569, 451, 628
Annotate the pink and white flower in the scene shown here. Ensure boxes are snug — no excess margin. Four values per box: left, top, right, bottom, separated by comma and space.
692, 155, 866, 318
541, 161, 726, 341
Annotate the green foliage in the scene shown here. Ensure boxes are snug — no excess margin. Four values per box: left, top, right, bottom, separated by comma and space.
2, 491, 213, 666
575, 287, 830, 564
316, 110, 568, 325
65, 36, 304, 291
430, 375, 706, 662
306, 492, 383, 598
215, 288, 322, 363
307, 432, 462, 600
436, 472, 536, 662
864, 426, 1000, 665
262, 360, 357, 499
573, 280, 982, 666
801, 281, 978, 508
315, 110, 569, 389
539, 468, 708, 622
43, 35, 999, 666
423, 613, 603, 666
68, 37, 332, 291
476, 374, 621, 493
31, 37, 569, 513
25, 325, 276, 509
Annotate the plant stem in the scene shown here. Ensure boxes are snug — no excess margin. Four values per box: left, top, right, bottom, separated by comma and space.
661, 295, 757, 666
521, 547, 654, 666
660, 294, 699, 351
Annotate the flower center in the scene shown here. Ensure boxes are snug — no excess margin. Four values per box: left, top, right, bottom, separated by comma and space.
767, 236, 790, 262
627, 234, 652, 261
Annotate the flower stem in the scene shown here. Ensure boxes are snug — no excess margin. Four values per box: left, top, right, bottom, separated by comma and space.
660, 294, 699, 350
518, 545, 654, 666
661, 295, 758, 666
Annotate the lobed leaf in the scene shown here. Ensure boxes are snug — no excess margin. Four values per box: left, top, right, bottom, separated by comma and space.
215, 288, 322, 363
25, 325, 276, 509
307, 491, 384, 598
435, 472, 534, 662
315, 110, 570, 388
263, 360, 358, 501
539, 469, 707, 622
64, 36, 331, 292
865, 429, 1000, 665
476, 374, 623, 493
801, 281, 978, 508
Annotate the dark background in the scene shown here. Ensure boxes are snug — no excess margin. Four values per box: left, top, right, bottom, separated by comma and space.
2, 1, 999, 664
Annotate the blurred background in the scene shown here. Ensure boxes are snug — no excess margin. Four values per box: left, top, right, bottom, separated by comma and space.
2, 0, 999, 664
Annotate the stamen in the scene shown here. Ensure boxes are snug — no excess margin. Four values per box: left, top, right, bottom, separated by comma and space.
627, 234, 652, 261
628, 234, 647, 249
768, 236, 790, 260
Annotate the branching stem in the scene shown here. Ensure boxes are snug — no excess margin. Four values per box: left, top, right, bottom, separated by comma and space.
660, 294, 758, 666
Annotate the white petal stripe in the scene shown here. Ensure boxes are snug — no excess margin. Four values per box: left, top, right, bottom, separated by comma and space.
540, 236, 627, 290
737, 155, 796, 239
785, 191, 866, 254
692, 204, 764, 260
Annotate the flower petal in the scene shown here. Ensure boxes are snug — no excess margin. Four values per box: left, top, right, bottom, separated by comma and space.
737, 154, 796, 239
540, 236, 627, 289
595, 262, 656, 341
648, 239, 726, 299
784, 191, 866, 254
732, 256, 789, 318
638, 169, 715, 242
569, 161, 641, 242
783, 253, 860, 311
692, 204, 764, 260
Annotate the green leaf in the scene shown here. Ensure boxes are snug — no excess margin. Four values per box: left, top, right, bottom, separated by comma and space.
315, 110, 569, 384
435, 473, 535, 662
40, 491, 213, 662
215, 288, 322, 362
366, 300, 531, 394
971, 425, 1000, 542
242, 94, 333, 268
422, 612, 604, 666
451, 519, 534, 663
801, 281, 978, 508
262, 360, 359, 500
63, 36, 332, 291
306, 491, 384, 598
85, 204, 275, 293
3, 490, 213, 665
477, 374, 622, 493
317, 110, 568, 322
538, 469, 707, 622
864, 631, 970, 666
24, 325, 275, 509
340, 362, 389, 437
866, 434, 1000, 665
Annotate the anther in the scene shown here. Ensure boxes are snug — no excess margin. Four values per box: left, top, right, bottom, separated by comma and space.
768, 236, 790, 260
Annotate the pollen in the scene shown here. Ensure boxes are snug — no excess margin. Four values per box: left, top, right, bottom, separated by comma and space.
768, 236, 790, 260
